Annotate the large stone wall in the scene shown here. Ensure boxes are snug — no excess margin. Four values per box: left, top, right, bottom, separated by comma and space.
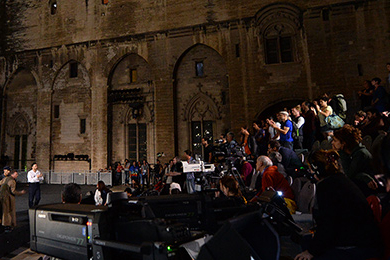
0, 0, 389, 171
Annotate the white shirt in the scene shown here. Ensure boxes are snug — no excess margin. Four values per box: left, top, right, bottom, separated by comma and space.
27, 169, 43, 183
94, 189, 103, 206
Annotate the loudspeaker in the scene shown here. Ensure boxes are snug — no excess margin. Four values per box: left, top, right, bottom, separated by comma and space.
198, 211, 280, 260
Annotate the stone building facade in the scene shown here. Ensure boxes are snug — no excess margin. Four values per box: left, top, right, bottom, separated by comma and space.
0, 0, 389, 171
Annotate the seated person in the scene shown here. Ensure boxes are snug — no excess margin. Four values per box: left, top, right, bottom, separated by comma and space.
268, 151, 287, 178
218, 175, 247, 205
62, 183, 82, 204
268, 140, 303, 177
169, 182, 182, 195
295, 150, 382, 260
254, 156, 296, 214
332, 125, 377, 197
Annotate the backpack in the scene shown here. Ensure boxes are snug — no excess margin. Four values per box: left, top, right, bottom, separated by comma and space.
332, 94, 347, 120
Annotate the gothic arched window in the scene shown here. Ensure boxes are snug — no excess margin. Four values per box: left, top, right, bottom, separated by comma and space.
264, 24, 294, 64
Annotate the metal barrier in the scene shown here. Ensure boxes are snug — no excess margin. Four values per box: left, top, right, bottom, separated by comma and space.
16, 170, 113, 186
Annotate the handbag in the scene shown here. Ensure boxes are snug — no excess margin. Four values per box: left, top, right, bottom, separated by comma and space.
325, 114, 345, 129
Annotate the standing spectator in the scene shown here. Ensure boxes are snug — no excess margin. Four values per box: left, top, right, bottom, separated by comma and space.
268, 117, 281, 141
291, 106, 305, 150
184, 150, 196, 194
315, 97, 333, 139
129, 161, 139, 184
124, 159, 130, 185
371, 77, 387, 113
301, 101, 316, 150
0, 170, 26, 232
240, 127, 257, 159
358, 80, 374, 110
27, 162, 43, 208
1, 166, 11, 181
140, 159, 150, 187
253, 122, 268, 156
115, 162, 124, 186
268, 111, 293, 149
163, 159, 174, 184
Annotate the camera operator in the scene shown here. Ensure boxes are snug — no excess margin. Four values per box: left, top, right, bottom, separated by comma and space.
226, 132, 238, 156
201, 137, 213, 163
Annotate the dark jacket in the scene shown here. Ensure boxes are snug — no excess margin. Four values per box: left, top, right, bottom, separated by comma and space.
309, 174, 381, 256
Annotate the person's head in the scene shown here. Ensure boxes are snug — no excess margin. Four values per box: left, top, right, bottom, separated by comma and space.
3, 166, 11, 176
371, 77, 381, 86
132, 161, 137, 166
142, 159, 147, 164
184, 150, 192, 160
10, 170, 18, 179
169, 159, 173, 166
132, 179, 140, 187
97, 180, 107, 191
308, 150, 341, 179
219, 175, 241, 197
291, 106, 301, 117
268, 140, 281, 153
319, 97, 328, 108
268, 151, 283, 166
118, 162, 121, 166
157, 159, 161, 164
124, 187, 132, 198
31, 162, 38, 171
365, 107, 380, 120
201, 138, 209, 146
62, 183, 82, 204
125, 159, 129, 163
226, 132, 234, 143
173, 156, 180, 164
355, 110, 366, 123
363, 80, 372, 89
256, 155, 273, 172
332, 125, 362, 152
301, 101, 311, 112
278, 111, 289, 122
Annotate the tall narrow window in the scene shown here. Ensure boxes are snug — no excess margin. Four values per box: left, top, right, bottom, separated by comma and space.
264, 25, 294, 64
69, 62, 78, 78
128, 123, 147, 161
80, 118, 86, 134
54, 105, 60, 119
195, 61, 204, 77
191, 121, 213, 160
235, 43, 240, 58
14, 135, 20, 169
130, 69, 137, 83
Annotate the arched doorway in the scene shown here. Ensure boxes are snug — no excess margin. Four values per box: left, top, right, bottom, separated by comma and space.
2, 68, 37, 169
173, 44, 229, 159
107, 53, 154, 164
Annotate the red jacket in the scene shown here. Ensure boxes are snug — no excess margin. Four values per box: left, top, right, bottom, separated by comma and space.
261, 166, 294, 200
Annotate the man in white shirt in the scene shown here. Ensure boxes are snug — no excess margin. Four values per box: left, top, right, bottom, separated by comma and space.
27, 162, 43, 208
